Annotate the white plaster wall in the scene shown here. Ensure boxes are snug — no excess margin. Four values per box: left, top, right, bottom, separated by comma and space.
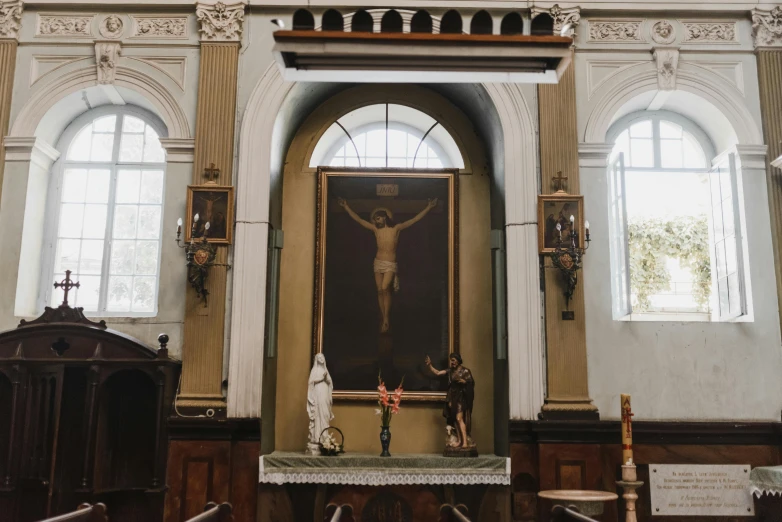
0, 9, 200, 358
576, 14, 782, 421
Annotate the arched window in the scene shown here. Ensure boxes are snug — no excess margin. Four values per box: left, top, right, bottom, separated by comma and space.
608, 111, 747, 320
310, 103, 464, 169
44, 108, 166, 315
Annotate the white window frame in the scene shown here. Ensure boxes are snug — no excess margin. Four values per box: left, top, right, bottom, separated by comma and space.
39, 106, 168, 317
606, 110, 750, 322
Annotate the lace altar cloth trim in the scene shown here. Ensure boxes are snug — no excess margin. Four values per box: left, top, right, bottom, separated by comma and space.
750, 466, 782, 497
259, 452, 511, 486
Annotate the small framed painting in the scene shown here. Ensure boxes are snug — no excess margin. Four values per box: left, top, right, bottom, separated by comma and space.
538, 194, 584, 253
185, 184, 234, 245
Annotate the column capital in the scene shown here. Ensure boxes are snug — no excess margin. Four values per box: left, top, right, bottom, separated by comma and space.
532, 4, 580, 37
159, 137, 195, 163
0, 0, 23, 41
752, 7, 782, 48
4, 136, 60, 170
196, 1, 245, 42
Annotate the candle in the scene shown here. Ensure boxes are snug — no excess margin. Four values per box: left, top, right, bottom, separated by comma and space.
570, 214, 575, 224
585, 220, 590, 231
194, 213, 200, 223
176, 217, 182, 237
556, 222, 562, 240
204, 221, 211, 238
621, 394, 634, 465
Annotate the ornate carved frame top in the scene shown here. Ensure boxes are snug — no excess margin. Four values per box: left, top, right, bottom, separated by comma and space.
753, 7, 782, 47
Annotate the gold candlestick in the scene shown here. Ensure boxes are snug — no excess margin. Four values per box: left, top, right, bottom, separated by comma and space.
621, 394, 634, 465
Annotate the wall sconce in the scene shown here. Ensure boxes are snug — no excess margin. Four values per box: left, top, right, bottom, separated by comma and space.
176, 214, 228, 306
550, 216, 590, 313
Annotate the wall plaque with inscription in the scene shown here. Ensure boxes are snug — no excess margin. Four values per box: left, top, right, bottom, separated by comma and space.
649, 464, 754, 516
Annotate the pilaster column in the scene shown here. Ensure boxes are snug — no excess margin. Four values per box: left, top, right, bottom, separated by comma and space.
537, 7, 598, 419
0, 0, 22, 209
753, 7, 782, 335
177, 2, 243, 411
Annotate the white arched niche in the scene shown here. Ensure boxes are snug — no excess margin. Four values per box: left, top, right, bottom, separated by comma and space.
227, 62, 544, 422
578, 61, 782, 420
1, 65, 192, 353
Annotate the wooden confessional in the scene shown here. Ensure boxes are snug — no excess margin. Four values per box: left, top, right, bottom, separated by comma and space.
0, 303, 179, 522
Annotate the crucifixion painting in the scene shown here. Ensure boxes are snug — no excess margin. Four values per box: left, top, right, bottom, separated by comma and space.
314, 169, 459, 399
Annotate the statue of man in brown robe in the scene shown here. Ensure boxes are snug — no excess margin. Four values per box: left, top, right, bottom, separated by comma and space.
425, 353, 476, 451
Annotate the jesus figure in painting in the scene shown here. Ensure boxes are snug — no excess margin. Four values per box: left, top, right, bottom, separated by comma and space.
338, 197, 438, 333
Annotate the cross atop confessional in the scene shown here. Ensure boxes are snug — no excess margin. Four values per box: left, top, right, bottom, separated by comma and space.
54, 270, 80, 307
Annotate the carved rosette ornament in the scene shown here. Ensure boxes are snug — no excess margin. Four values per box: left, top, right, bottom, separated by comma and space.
651, 20, 676, 44
752, 7, 782, 47
95, 41, 121, 84
0, 0, 22, 39
653, 48, 679, 91
533, 4, 580, 37
196, 1, 245, 42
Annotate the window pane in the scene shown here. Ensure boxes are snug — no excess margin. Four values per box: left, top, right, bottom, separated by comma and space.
135, 241, 159, 275
54, 239, 80, 273
715, 240, 727, 275
122, 115, 145, 133
140, 171, 164, 204
67, 125, 93, 161
728, 272, 741, 315
132, 276, 156, 312
116, 170, 141, 203
82, 204, 107, 239
107, 275, 133, 312
78, 239, 104, 275
660, 139, 683, 169
725, 236, 738, 274
109, 240, 135, 275
90, 132, 114, 162
75, 275, 100, 311
143, 126, 165, 163
86, 169, 110, 203
119, 133, 144, 162
630, 120, 652, 138
718, 277, 729, 315
630, 138, 653, 167
113, 205, 138, 239
59, 204, 84, 238
137, 206, 161, 239
722, 197, 735, 237
659, 120, 682, 139
683, 134, 706, 168
365, 129, 386, 157
93, 115, 116, 132
62, 169, 87, 203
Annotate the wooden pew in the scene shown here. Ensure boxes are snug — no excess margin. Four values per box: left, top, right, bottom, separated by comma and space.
185, 502, 234, 522
37, 503, 108, 522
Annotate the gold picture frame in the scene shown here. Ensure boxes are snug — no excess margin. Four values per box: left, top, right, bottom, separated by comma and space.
538, 193, 584, 254
185, 184, 235, 245
314, 168, 459, 402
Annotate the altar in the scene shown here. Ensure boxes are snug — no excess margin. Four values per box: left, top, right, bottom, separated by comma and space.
257, 452, 511, 521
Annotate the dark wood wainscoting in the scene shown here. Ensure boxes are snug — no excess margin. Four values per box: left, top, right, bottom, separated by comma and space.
164, 418, 260, 522
509, 420, 782, 522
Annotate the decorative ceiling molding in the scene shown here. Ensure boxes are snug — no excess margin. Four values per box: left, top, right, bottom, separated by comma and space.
29, 55, 91, 85
653, 47, 679, 91
95, 41, 121, 85
130, 15, 188, 39
36, 13, 95, 38
587, 20, 643, 42
99, 14, 124, 39
127, 55, 187, 90
682, 22, 738, 44
532, 4, 580, 37
196, 1, 244, 42
650, 20, 675, 44
0, 0, 23, 40
752, 7, 782, 47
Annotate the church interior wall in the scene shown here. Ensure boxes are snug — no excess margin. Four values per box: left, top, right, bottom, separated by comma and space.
0, 7, 200, 358
574, 13, 782, 421
273, 84, 496, 454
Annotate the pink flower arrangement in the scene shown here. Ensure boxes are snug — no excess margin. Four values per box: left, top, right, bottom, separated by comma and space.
376, 374, 404, 427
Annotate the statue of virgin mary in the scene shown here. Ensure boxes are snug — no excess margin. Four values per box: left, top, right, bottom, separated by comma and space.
307, 353, 334, 455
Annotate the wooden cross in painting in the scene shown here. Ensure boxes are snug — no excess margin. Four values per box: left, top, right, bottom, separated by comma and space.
204, 163, 221, 182
552, 172, 568, 193
54, 270, 80, 307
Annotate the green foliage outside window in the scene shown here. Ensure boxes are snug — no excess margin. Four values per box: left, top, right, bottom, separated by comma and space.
628, 215, 711, 312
